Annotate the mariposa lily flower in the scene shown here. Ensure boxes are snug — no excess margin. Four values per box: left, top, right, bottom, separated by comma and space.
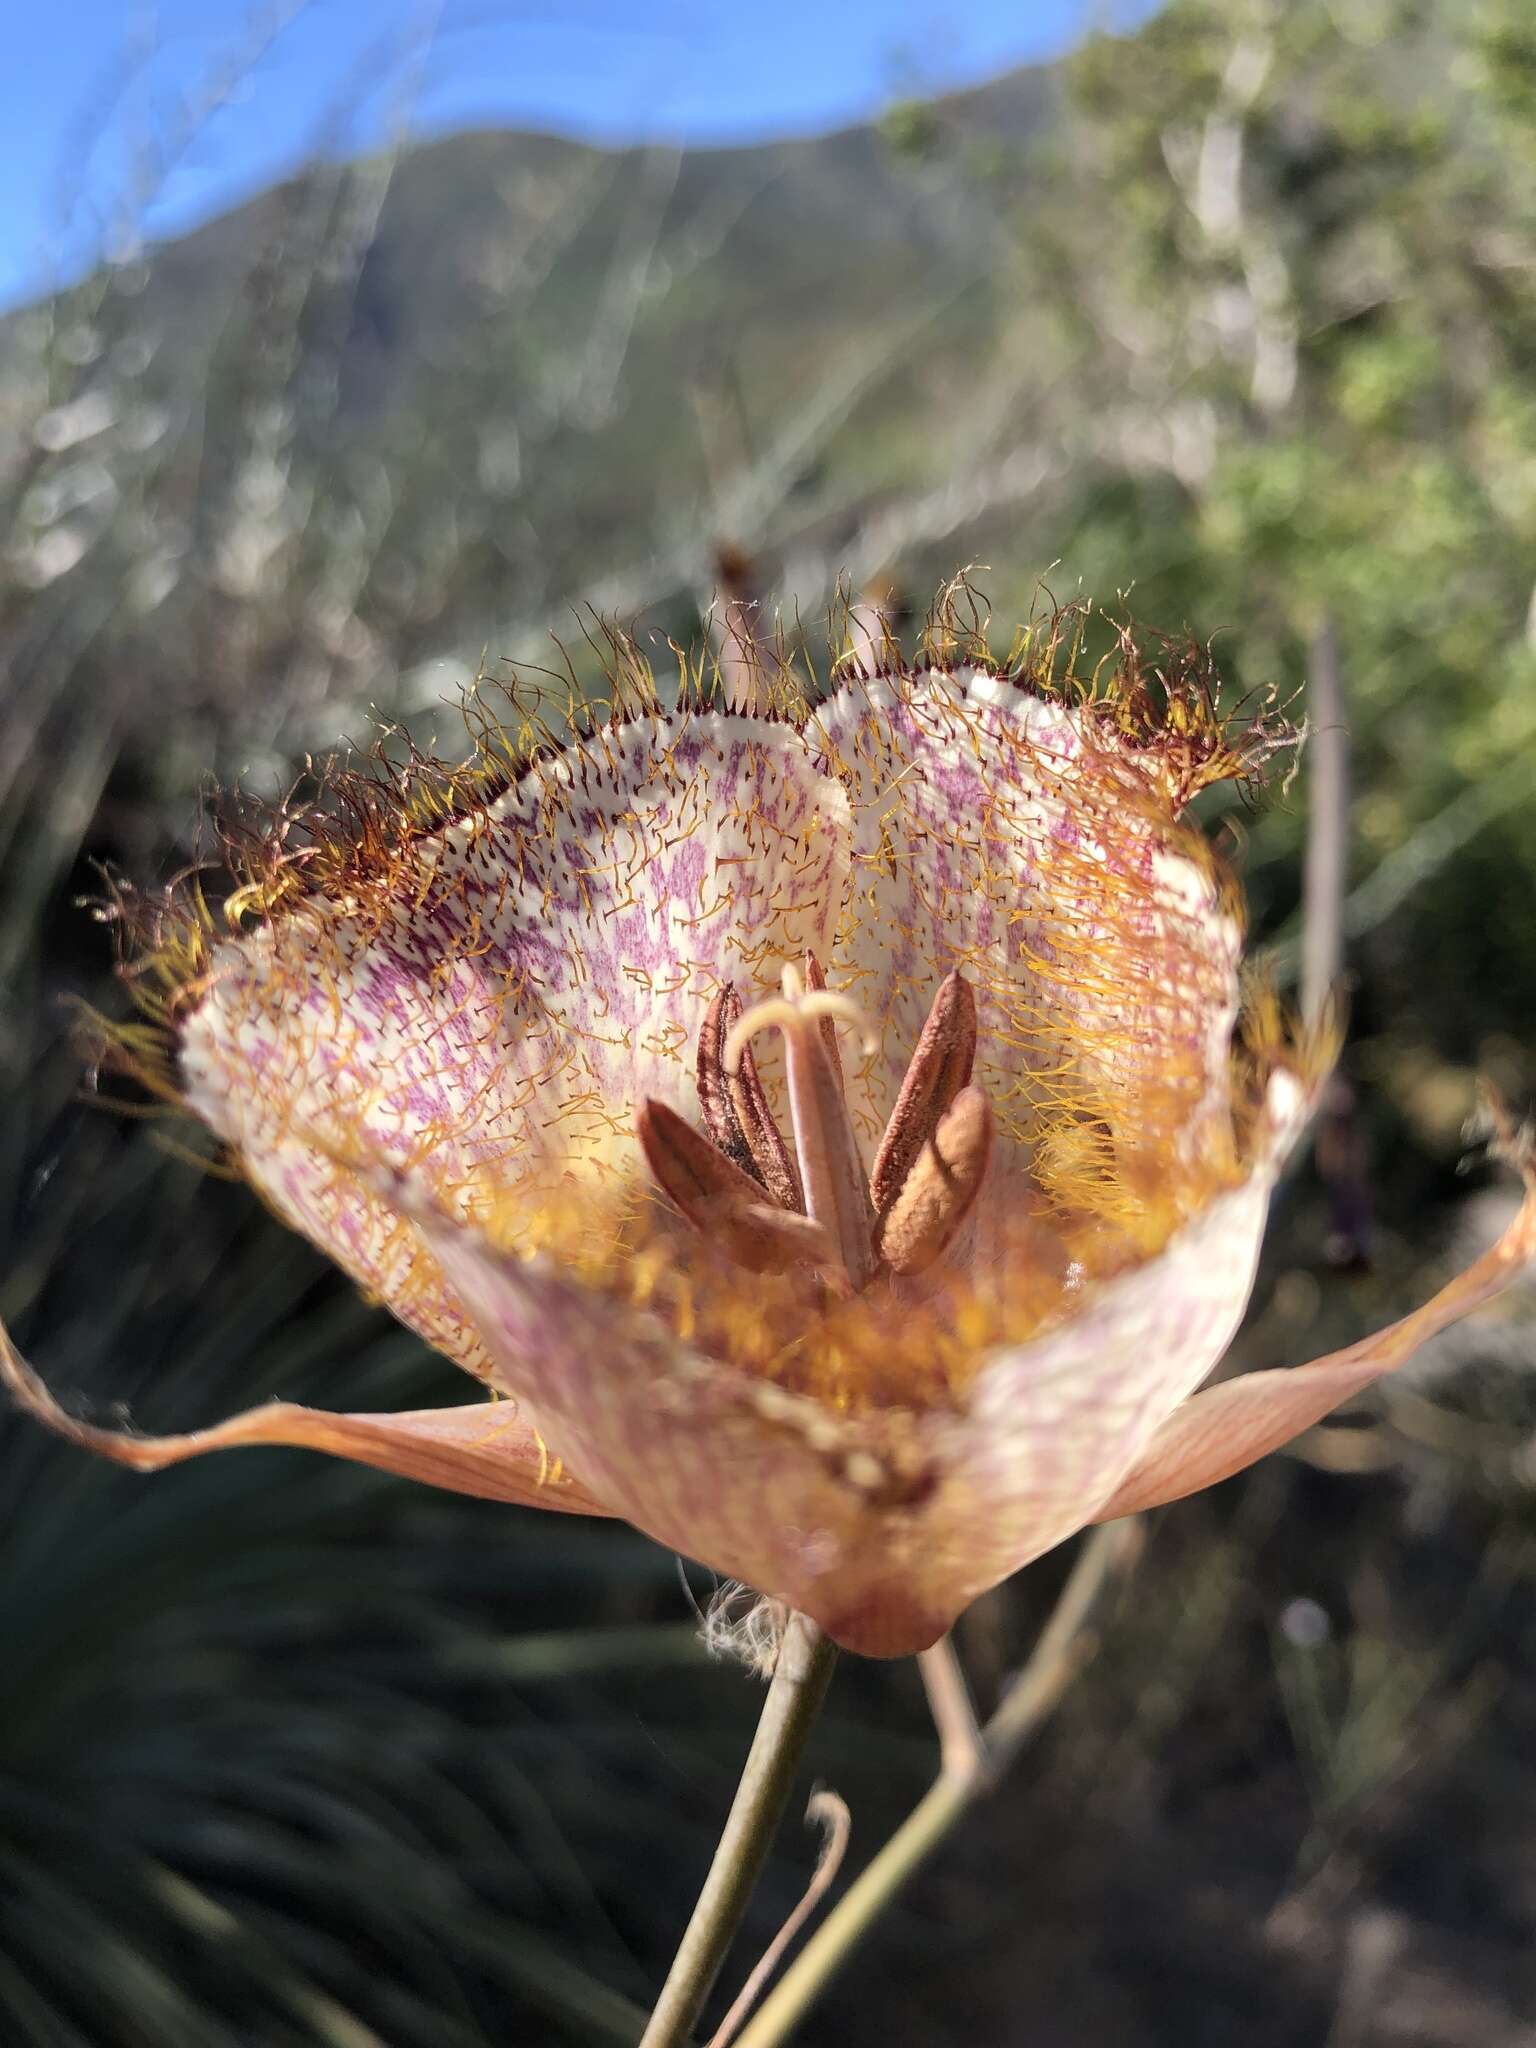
5, 593, 1533, 1656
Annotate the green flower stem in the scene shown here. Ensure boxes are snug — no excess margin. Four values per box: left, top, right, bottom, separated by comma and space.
640, 1610, 838, 2048
732, 1521, 1142, 2048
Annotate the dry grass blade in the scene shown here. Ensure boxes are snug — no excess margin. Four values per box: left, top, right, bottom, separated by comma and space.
706, 1791, 852, 2048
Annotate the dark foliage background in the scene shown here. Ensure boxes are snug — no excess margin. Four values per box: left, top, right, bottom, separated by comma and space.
3, 2, 1536, 2041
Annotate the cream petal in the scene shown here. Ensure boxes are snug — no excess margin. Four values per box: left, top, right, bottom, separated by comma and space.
927, 1166, 1278, 1607
179, 713, 849, 1375
0, 1317, 609, 1514
808, 669, 1244, 1182
1092, 1157, 1536, 1521
411, 1204, 964, 1655
398, 1124, 1297, 1656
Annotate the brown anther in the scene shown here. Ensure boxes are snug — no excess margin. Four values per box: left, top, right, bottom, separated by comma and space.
802, 950, 843, 1089
874, 1085, 994, 1277
638, 1100, 827, 1275
870, 971, 978, 1216
696, 986, 802, 1212
697, 987, 756, 1173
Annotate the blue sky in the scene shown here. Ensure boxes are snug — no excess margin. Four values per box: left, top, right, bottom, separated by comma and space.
0, 0, 1153, 311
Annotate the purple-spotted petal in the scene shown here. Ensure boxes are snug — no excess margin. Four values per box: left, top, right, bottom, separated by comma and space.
179, 714, 849, 1375
809, 670, 1245, 1191
405, 1199, 959, 1652
927, 1157, 1279, 1612
397, 1086, 1303, 1655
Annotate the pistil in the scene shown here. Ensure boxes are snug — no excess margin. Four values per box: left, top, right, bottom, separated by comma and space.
724, 958, 879, 1294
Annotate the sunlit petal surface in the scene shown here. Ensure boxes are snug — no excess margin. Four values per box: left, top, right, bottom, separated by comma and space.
178, 712, 848, 1381
410, 1123, 1291, 1654
809, 668, 1245, 1183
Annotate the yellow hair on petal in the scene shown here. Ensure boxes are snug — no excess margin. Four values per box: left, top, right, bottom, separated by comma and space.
79, 580, 1307, 1419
